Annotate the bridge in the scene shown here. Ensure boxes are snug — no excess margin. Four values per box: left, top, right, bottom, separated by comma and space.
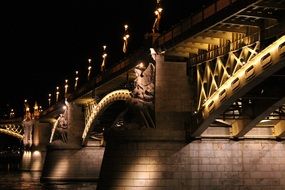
0, 118, 23, 140
2, 0, 285, 189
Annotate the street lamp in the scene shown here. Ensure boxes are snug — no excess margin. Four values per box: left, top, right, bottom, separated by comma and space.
74, 70, 79, 90
10, 109, 15, 118
101, 45, 107, 72
48, 93, 51, 107
56, 86, 60, 102
123, 24, 130, 54
64, 79, 68, 99
87, 59, 92, 80
24, 99, 29, 112
152, 0, 163, 34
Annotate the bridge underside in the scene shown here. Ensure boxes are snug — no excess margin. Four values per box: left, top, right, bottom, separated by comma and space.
161, 0, 285, 59
199, 68, 285, 140
156, 0, 285, 141
185, 34, 285, 140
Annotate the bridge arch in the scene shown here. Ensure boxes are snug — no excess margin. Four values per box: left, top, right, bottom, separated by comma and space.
192, 35, 285, 137
82, 89, 132, 145
0, 124, 23, 140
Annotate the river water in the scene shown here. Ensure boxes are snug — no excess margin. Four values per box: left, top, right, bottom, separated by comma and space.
0, 150, 98, 190
0, 171, 98, 190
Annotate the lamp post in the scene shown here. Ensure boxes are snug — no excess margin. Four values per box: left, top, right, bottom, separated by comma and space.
23, 99, 31, 120
64, 79, 68, 99
87, 59, 92, 80
33, 101, 39, 119
74, 70, 79, 90
10, 109, 15, 119
56, 86, 60, 102
123, 24, 130, 54
24, 99, 29, 114
101, 45, 107, 72
152, 0, 163, 34
48, 93, 51, 107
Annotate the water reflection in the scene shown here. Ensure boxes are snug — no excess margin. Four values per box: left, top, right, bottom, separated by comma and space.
0, 150, 97, 190
0, 147, 23, 171
0, 171, 97, 190
22, 150, 43, 171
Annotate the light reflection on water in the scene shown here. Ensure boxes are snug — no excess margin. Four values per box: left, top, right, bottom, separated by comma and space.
0, 150, 97, 190
21, 150, 43, 172
0, 171, 98, 190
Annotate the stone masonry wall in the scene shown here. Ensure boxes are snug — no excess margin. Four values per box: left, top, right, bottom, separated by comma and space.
97, 139, 285, 190
41, 146, 104, 181
155, 55, 192, 130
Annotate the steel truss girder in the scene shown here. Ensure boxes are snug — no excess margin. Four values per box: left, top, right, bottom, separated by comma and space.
196, 41, 260, 110
190, 35, 285, 138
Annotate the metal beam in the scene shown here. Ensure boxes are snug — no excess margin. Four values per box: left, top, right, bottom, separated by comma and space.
231, 119, 250, 136
171, 46, 200, 54
201, 126, 231, 138
223, 19, 262, 27
237, 12, 279, 20
210, 25, 252, 33
273, 120, 285, 137
255, 1, 285, 10
190, 36, 285, 138
233, 97, 285, 137
181, 42, 209, 50
200, 31, 233, 41
155, 0, 261, 51
165, 51, 191, 59
184, 36, 220, 46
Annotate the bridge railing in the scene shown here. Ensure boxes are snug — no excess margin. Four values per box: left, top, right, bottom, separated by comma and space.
188, 33, 260, 65
155, 0, 237, 47
68, 46, 149, 102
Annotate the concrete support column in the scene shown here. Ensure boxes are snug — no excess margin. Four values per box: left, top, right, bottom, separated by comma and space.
32, 121, 51, 150
155, 54, 192, 133
66, 102, 85, 147
41, 102, 105, 182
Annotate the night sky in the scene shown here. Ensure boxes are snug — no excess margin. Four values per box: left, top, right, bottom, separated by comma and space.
0, 0, 214, 117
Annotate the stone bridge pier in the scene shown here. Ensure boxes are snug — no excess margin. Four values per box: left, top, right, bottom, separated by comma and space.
40, 102, 104, 181
96, 54, 195, 189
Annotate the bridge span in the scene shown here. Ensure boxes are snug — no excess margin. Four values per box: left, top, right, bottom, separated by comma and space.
1, 0, 285, 189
